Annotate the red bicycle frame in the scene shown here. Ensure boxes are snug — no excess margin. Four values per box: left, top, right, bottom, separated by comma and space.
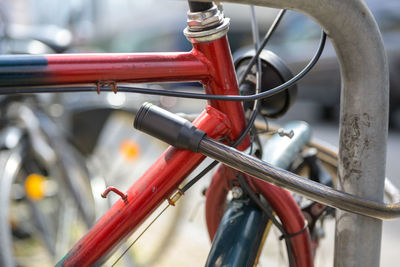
1, 34, 312, 266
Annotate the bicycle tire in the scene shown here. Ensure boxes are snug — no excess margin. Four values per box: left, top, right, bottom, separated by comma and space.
0, 132, 95, 267
0, 146, 23, 267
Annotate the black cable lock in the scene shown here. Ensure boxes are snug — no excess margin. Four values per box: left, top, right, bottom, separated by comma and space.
134, 102, 206, 153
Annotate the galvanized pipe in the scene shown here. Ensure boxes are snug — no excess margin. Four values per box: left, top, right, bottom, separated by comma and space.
193, 0, 389, 265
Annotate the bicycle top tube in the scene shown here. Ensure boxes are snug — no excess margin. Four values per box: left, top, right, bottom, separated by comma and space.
0, 53, 211, 86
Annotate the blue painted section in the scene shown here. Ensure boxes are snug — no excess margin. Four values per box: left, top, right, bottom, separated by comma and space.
0, 55, 48, 67
205, 197, 268, 267
0, 55, 48, 86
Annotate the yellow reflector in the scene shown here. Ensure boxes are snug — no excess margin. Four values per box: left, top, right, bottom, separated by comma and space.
120, 140, 140, 161
25, 174, 46, 200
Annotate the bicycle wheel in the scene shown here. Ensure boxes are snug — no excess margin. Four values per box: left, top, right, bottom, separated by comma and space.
0, 130, 95, 267
0, 145, 23, 267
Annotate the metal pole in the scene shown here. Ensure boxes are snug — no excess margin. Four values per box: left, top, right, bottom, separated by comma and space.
195, 0, 389, 265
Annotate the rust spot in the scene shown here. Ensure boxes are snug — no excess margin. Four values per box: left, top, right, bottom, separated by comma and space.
96, 80, 118, 94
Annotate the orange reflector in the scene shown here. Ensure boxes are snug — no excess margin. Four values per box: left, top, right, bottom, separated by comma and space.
25, 174, 46, 200
120, 140, 140, 161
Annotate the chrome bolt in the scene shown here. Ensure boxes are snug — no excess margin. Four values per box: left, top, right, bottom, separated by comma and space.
277, 128, 295, 139
231, 186, 243, 199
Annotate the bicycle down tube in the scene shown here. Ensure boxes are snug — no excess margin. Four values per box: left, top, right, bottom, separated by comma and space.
57, 105, 232, 266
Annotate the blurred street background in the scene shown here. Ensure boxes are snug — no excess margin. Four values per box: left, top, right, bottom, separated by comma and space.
1, 0, 399, 266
